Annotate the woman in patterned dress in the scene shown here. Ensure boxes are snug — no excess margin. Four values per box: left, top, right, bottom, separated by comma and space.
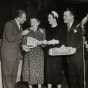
22, 17, 46, 88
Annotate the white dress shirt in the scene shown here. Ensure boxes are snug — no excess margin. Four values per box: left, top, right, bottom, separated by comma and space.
15, 19, 21, 30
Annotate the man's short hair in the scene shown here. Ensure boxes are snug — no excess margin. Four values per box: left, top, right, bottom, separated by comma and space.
64, 8, 74, 17
15, 9, 26, 18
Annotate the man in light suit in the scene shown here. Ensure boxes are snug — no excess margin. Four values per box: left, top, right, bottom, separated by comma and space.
1, 9, 29, 88
63, 9, 84, 88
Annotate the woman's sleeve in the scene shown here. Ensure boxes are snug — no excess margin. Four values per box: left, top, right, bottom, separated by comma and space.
22, 36, 27, 45
41, 28, 46, 47
43, 28, 46, 40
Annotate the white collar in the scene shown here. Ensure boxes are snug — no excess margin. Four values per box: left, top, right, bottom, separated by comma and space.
15, 19, 21, 30
67, 21, 74, 31
70, 21, 73, 28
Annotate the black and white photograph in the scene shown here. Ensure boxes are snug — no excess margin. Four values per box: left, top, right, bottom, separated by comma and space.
0, 0, 88, 88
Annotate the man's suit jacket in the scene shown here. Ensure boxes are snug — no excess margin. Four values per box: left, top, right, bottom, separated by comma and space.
65, 21, 83, 49
1, 19, 22, 62
64, 20, 84, 69
1, 19, 23, 88
64, 21, 84, 88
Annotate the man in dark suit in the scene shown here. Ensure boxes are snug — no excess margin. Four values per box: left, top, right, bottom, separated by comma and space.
63, 9, 84, 88
1, 9, 29, 88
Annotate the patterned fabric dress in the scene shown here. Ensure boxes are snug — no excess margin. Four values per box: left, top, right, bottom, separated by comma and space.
22, 29, 45, 85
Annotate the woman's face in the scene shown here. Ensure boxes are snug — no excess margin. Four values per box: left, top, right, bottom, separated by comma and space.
30, 18, 40, 28
48, 14, 55, 25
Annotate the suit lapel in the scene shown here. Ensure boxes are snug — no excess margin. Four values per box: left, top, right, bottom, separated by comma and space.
13, 20, 22, 32
68, 21, 77, 33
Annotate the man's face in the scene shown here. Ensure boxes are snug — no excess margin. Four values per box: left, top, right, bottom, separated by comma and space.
63, 11, 73, 24
20, 13, 26, 24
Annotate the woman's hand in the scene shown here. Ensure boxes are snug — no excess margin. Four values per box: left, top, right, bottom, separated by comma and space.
22, 45, 30, 52
47, 39, 59, 45
37, 40, 48, 45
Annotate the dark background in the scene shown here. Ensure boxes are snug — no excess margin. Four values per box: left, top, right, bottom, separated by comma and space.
0, 0, 88, 38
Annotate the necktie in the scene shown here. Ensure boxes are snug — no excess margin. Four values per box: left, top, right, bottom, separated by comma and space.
67, 24, 71, 31
18, 23, 22, 31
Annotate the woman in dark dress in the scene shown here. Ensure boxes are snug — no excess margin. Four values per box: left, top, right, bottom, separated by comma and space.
22, 17, 46, 88
46, 11, 64, 88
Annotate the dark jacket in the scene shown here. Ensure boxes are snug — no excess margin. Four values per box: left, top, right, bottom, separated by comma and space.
1, 19, 23, 62
65, 21, 83, 49
1, 19, 23, 88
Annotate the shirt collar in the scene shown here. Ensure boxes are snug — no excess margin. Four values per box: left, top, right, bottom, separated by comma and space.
15, 18, 21, 29
67, 20, 74, 31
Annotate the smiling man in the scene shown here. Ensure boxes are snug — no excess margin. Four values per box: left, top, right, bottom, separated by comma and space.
1, 9, 29, 88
